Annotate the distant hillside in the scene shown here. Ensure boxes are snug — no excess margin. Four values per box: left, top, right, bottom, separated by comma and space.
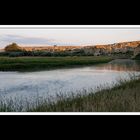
3, 40, 140, 57
19, 40, 140, 52
85, 41, 140, 49
83, 41, 140, 55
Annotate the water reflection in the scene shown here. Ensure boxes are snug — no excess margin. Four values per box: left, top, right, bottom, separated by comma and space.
94, 59, 140, 71
0, 59, 140, 103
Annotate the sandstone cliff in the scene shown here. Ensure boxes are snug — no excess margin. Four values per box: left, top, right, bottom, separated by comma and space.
83, 41, 140, 55
3, 40, 140, 56
134, 45, 140, 57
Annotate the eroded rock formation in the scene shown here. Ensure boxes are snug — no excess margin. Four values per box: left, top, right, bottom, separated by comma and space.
134, 45, 140, 58
83, 41, 140, 55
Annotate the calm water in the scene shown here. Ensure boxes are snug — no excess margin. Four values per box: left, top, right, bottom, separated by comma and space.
0, 59, 140, 103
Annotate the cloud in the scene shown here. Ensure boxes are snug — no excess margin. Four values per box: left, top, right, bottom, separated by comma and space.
0, 34, 76, 48
0, 34, 56, 46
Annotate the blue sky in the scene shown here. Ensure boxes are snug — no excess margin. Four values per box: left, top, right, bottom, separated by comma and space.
0, 29, 140, 48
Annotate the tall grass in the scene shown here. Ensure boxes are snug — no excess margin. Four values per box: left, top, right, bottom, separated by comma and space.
29, 77, 140, 112
0, 56, 113, 71
0, 74, 140, 112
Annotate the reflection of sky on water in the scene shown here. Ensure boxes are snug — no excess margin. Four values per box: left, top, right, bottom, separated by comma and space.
93, 59, 140, 71
0, 59, 140, 103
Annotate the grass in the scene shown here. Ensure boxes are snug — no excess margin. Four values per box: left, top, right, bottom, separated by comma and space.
0, 56, 113, 71
0, 75, 140, 112
29, 77, 140, 112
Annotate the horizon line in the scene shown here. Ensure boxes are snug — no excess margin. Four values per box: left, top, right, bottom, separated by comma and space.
0, 39, 140, 49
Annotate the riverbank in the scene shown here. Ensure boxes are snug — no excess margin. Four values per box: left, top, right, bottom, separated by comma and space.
0, 76, 140, 112
0, 56, 113, 71
29, 77, 140, 112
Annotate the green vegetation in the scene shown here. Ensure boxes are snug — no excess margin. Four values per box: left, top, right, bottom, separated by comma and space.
0, 76, 140, 112
0, 50, 134, 58
134, 53, 140, 60
110, 51, 134, 59
0, 56, 113, 71
0, 50, 98, 57
29, 77, 140, 112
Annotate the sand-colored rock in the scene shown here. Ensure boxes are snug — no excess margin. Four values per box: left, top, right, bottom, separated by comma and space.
134, 45, 140, 57
3, 41, 140, 56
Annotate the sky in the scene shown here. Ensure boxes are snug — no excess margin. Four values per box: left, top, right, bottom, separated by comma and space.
0, 29, 140, 48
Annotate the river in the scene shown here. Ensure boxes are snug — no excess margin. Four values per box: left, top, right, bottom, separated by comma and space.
0, 59, 140, 109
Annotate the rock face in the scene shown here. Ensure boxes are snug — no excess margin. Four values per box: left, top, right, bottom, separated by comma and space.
83, 46, 108, 56
83, 41, 140, 55
16, 41, 140, 55
134, 45, 140, 57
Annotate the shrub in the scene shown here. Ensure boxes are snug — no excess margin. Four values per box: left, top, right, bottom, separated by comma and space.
0, 52, 9, 56
5, 43, 22, 52
40, 51, 52, 56
9, 52, 24, 57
